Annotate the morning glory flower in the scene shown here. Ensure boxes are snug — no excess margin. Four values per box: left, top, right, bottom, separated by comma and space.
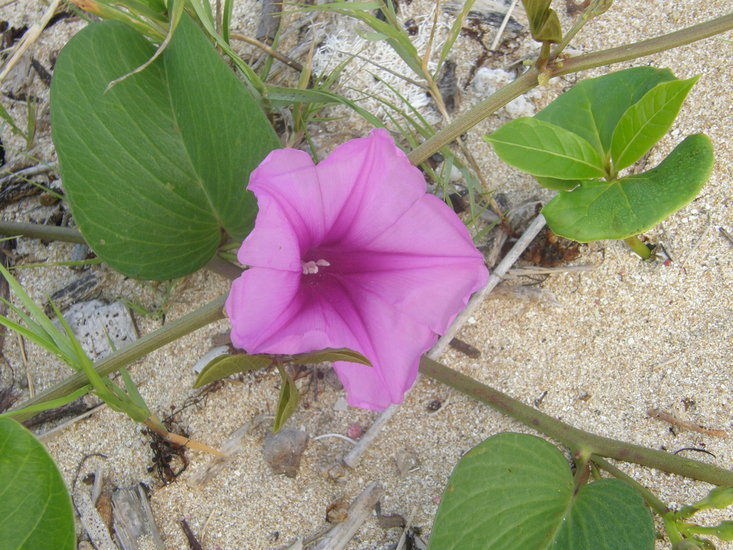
226, 130, 488, 410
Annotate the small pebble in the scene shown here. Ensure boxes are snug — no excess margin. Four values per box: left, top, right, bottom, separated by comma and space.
346, 422, 363, 439
263, 429, 308, 478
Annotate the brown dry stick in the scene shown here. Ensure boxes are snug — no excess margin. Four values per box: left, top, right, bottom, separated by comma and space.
647, 408, 728, 438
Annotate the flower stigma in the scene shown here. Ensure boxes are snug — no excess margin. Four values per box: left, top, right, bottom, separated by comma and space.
301, 258, 331, 275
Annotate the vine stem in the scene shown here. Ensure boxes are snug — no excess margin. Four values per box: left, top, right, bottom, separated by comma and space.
9, 294, 227, 422
408, 11, 733, 166
419, 356, 733, 487
5, 233, 733, 485
591, 456, 670, 516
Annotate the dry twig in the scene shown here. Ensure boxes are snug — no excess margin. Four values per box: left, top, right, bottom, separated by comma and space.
647, 408, 728, 439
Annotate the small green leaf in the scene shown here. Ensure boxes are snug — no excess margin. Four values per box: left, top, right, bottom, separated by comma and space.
486, 118, 607, 179
543, 134, 713, 242
536, 67, 675, 156
273, 365, 299, 433
522, 0, 562, 43
0, 418, 75, 550
611, 76, 698, 170
292, 348, 371, 366
194, 354, 273, 388
51, 16, 279, 279
430, 433, 654, 550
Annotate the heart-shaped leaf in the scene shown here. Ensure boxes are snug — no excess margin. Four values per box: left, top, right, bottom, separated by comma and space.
550, 479, 655, 550
429, 433, 654, 550
291, 348, 371, 366
51, 16, 280, 279
535, 67, 675, 157
0, 418, 75, 550
542, 134, 713, 241
274, 365, 299, 433
611, 76, 698, 170
194, 353, 273, 388
486, 118, 607, 179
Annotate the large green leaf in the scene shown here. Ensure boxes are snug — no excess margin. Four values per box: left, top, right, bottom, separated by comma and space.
611, 76, 698, 171
535, 67, 675, 157
430, 433, 573, 549
486, 118, 606, 179
429, 433, 654, 550
550, 480, 654, 550
542, 134, 713, 242
51, 16, 280, 279
0, 418, 75, 550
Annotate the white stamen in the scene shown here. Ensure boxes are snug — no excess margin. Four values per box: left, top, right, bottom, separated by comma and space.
302, 259, 330, 275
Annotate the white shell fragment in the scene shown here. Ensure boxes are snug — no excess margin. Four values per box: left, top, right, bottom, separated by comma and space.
54, 300, 138, 361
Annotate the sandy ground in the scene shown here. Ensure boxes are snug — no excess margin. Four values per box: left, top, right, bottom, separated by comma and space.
1, 1, 732, 549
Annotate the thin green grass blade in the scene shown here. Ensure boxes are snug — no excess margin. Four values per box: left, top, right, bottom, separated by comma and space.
222, 0, 234, 43
0, 385, 91, 419
119, 367, 152, 422
0, 265, 76, 361
0, 101, 25, 137
104, 0, 187, 91
268, 86, 384, 128
435, 0, 476, 77
0, 315, 63, 362
295, 2, 423, 76
11, 259, 102, 270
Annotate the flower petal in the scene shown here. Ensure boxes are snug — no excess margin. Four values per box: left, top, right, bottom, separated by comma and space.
326, 193, 488, 333
315, 129, 428, 247
226, 268, 302, 351
236, 194, 302, 271
245, 148, 330, 252
230, 269, 435, 410
331, 282, 437, 410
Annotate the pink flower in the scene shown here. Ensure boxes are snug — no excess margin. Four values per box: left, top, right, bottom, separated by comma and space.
226, 130, 488, 410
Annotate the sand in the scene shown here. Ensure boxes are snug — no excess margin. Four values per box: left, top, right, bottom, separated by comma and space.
1, 1, 732, 548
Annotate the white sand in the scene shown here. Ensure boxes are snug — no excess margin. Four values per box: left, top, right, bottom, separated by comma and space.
1, 1, 731, 548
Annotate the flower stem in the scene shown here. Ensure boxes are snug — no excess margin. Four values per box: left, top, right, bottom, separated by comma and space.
9, 294, 227, 422
624, 235, 652, 259
408, 12, 733, 165
418, 356, 733, 486
0, 220, 86, 244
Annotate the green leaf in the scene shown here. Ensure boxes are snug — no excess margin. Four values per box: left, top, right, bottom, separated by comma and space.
522, 0, 562, 43
0, 418, 75, 550
267, 86, 385, 129
273, 365, 299, 433
543, 134, 713, 241
611, 76, 698, 170
536, 67, 675, 156
430, 433, 573, 549
550, 479, 655, 550
51, 16, 280, 280
194, 354, 273, 388
430, 433, 654, 550
291, 348, 371, 366
486, 118, 607, 179
0, 385, 91, 420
